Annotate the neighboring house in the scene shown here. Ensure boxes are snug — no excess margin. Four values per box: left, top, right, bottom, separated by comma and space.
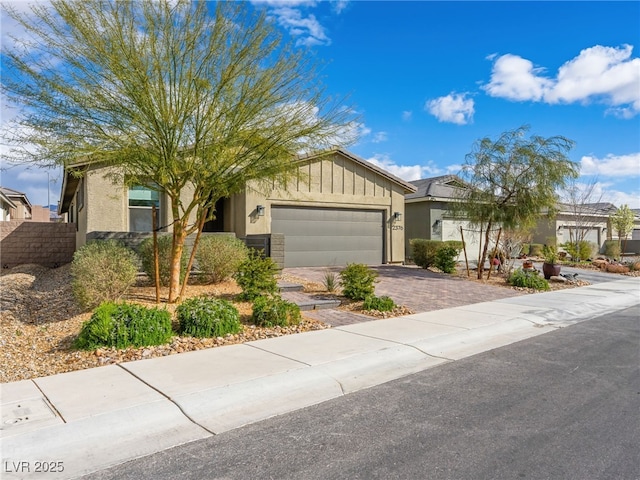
0, 187, 32, 220
58, 148, 416, 268
534, 202, 640, 255
0, 189, 17, 221
404, 175, 484, 262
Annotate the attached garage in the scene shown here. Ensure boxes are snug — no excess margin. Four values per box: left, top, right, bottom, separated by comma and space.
272, 206, 385, 267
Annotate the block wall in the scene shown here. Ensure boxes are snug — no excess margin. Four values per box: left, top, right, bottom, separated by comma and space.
0, 221, 76, 268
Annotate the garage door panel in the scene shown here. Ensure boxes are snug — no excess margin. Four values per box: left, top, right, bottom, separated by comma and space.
272, 207, 384, 267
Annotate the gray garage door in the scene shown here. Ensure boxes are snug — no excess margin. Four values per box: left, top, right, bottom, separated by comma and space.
271, 207, 385, 267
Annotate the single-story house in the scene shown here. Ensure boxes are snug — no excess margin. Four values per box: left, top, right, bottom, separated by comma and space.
404, 175, 484, 262
58, 148, 416, 268
0, 187, 32, 220
0, 189, 17, 221
533, 202, 640, 254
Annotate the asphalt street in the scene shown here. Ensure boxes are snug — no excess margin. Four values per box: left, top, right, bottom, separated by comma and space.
84, 304, 640, 480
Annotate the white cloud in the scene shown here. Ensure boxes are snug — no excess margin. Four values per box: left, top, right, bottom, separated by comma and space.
483, 45, 640, 117
372, 131, 387, 143
580, 152, 640, 177
365, 154, 448, 181
607, 189, 640, 209
402, 111, 412, 121
252, 1, 333, 47
425, 93, 474, 125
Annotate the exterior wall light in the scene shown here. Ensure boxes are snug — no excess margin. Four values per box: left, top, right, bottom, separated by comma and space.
256, 205, 265, 216
393, 211, 402, 221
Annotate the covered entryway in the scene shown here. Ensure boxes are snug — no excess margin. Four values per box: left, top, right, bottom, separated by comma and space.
271, 206, 385, 267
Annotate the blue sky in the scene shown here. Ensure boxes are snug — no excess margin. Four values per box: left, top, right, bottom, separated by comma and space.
1, 1, 639, 209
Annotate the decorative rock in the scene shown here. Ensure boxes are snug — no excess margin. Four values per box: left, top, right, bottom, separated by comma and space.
549, 275, 567, 283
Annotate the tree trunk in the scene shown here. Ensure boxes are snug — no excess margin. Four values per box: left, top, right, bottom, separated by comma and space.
168, 220, 187, 303
179, 207, 209, 299
477, 221, 493, 279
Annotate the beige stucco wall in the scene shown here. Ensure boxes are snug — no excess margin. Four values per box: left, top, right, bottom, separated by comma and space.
237, 152, 408, 263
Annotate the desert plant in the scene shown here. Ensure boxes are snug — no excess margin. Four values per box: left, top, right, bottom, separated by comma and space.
251, 294, 301, 328
71, 240, 139, 310
602, 240, 622, 261
234, 249, 279, 301
323, 270, 338, 292
195, 235, 248, 284
542, 244, 559, 264
434, 245, 459, 273
176, 296, 241, 337
362, 295, 395, 312
339, 263, 378, 300
529, 244, 544, 257
139, 235, 189, 287
507, 269, 550, 291
410, 239, 441, 268
74, 301, 172, 349
563, 240, 596, 263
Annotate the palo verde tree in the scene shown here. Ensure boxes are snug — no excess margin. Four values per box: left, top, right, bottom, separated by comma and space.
453, 126, 579, 279
610, 204, 635, 255
1, 1, 357, 302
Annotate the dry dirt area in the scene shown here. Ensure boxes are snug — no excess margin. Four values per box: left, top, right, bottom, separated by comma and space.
0, 264, 331, 384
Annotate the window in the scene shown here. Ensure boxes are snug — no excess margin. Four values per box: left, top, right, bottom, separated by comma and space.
128, 185, 160, 232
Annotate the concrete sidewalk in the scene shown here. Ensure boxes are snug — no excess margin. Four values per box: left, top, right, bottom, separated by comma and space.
2, 278, 639, 479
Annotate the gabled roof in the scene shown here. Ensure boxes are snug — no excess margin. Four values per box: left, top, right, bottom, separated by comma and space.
405, 174, 467, 201
556, 202, 620, 217
0, 189, 17, 209
0, 186, 32, 208
298, 148, 417, 194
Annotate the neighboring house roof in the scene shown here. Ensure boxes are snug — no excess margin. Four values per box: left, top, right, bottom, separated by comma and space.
405, 174, 467, 201
0, 186, 32, 209
0, 189, 18, 209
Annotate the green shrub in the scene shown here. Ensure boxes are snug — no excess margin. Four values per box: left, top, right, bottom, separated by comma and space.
234, 249, 279, 301
362, 295, 395, 312
507, 269, 550, 291
529, 244, 544, 257
71, 240, 139, 310
195, 235, 248, 284
434, 245, 459, 273
251, 294, 301, 328
410, 239, 440, 268
74, 302, 172, 349
444, 240, 464, 253
176, 296, 241, 337
138, 235, 189, 287
563, 240, 596, 262
339, 263, 378, 300
521, 244, 531, 256
603, 240, 621, 260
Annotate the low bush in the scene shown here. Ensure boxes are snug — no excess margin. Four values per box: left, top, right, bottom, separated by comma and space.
563, 240, 596, 262
234, 249, 279, 301
362, 295, 395, 312
339, 263, 378, 300
410, 239, 440, 268
176, 296, 241, 337
529, 244, 544, 257
602, 240, 621, 260
251, 294, 301, 328
434, 245, 459, 273
507, 269, 550, 291
71, 240, 139, 310
195, 235, 248, 284
74, 302, 172, 350
521, 244, 531, 256
410, 239, 463, 269
139, 235, 188, 287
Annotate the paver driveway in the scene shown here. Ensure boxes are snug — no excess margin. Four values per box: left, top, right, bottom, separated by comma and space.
283, 264, 525, 326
